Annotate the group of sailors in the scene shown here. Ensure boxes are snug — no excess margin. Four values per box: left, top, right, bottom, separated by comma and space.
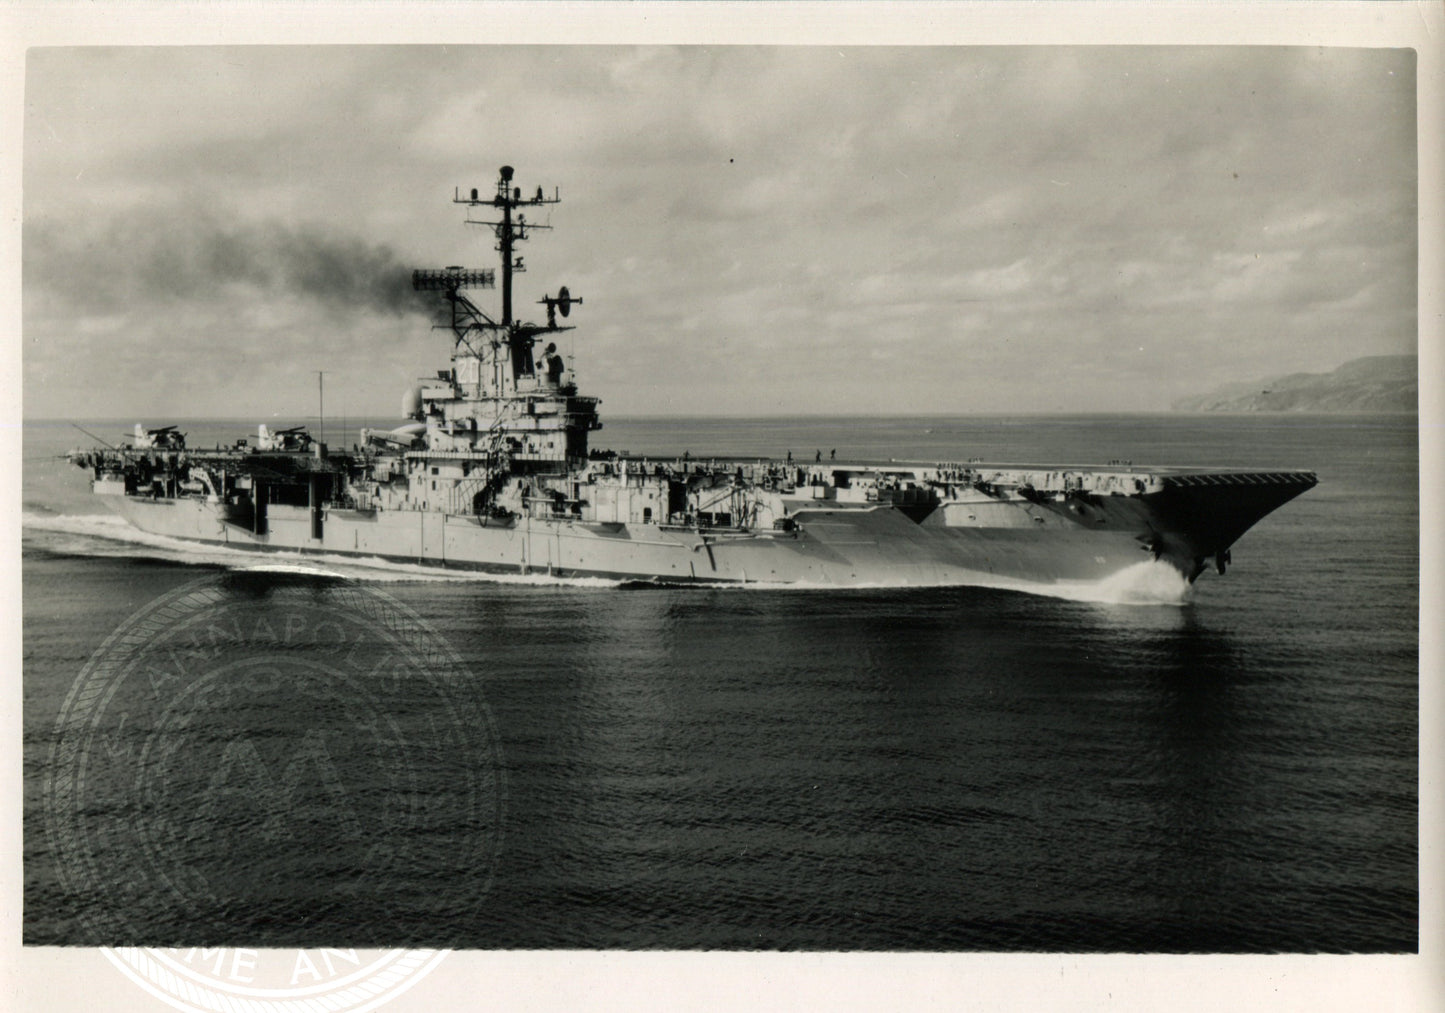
784, 449, 837, 464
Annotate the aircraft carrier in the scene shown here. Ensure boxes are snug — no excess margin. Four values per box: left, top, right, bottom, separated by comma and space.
69, 166, 1317, 590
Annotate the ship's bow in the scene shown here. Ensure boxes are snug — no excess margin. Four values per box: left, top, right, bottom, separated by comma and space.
1145, 470, 1318, 579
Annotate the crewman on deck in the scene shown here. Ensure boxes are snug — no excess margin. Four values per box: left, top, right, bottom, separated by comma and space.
540, 342, 565, 387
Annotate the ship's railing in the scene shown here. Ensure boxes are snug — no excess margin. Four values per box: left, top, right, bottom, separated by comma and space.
404, 449, 499, 461
1159, 471, 1318, 488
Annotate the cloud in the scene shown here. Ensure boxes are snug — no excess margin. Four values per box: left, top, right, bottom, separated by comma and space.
21, 45, 1419, 417
958, 259, 1036, 298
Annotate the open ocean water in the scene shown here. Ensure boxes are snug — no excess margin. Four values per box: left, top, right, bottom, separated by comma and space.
21, 414, 1418, 951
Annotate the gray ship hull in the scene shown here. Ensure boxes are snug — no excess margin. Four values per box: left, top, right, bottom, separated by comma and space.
101, 476, 1303, 590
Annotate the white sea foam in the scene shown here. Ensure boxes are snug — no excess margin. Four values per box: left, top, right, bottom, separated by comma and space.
690, 562, 1196, 605
1034, 559, 1196, 607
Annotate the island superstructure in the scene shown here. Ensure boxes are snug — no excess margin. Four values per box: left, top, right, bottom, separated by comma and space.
69, 165, 1317, 588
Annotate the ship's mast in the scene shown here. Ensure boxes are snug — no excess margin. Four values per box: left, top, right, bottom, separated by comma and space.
497, 166, 517, 325
415, 166, 577, 398
461, 166, 560, 365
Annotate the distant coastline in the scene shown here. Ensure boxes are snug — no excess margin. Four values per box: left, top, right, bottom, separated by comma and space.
1172, 355, 1417, 413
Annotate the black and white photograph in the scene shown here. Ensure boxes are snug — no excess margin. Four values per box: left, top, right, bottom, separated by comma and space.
7, 3, 1438, 1011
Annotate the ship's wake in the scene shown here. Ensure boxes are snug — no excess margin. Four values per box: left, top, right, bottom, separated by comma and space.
675, 561, 1195, 606
22, 512, 1195, 604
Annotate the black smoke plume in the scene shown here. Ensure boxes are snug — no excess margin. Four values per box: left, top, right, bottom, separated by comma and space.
26, 209, 442, 318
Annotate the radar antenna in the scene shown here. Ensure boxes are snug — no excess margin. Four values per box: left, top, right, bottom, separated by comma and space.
538, 286, 583, 329
411, 265, 497, 357
448, 166, 579, 387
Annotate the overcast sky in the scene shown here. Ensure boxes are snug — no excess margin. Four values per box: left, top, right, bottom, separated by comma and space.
22, 45, 1416, 420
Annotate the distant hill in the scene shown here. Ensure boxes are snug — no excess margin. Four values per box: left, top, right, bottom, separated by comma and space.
1173, 355, 1417, 413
